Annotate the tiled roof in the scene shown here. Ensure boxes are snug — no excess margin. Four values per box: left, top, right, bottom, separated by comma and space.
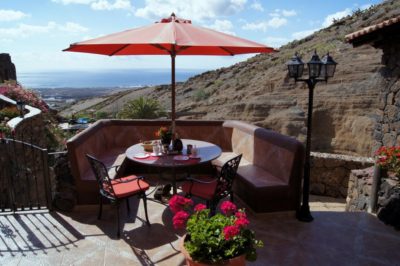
345, 15, 400, 43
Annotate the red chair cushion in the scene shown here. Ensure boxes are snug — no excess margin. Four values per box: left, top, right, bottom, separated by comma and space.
109, 175, 150, 198
182, 176, 218, 200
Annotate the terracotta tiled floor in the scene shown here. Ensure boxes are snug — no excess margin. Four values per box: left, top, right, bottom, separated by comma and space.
0, 191, 399, 266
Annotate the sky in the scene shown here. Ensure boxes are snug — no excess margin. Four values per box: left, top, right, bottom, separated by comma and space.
0, 0, 383, 73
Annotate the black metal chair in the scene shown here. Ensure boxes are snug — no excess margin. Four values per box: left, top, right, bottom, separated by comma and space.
86, 154, 150, 237
182, 154, 242, 214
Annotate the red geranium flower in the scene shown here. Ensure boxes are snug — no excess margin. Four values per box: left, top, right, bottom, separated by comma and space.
194, 203, 206, 212
169, 195, 193, 213
223, 225, 240, 240
173, 211, 189, 229
220, 201, 237, 216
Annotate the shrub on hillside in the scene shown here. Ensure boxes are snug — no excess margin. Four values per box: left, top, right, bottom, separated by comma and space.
117, 97, 166, 119
0, 106, 20, 120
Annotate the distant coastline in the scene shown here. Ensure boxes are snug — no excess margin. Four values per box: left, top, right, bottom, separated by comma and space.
18, 68, 205, 89
18, 68, 205, 110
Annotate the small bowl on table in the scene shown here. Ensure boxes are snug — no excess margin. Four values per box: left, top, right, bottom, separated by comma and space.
141, 141, 154, 152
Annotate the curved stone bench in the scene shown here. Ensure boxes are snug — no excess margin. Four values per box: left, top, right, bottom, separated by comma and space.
67, 119, 304, 212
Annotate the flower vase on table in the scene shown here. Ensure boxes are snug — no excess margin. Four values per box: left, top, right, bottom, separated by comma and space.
155, 126, 172, 145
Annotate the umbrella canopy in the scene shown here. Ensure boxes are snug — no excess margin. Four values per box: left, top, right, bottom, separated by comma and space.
64, 13, 276, 133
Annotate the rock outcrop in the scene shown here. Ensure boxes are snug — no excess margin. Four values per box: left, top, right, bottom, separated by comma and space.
0, 53, 17, 82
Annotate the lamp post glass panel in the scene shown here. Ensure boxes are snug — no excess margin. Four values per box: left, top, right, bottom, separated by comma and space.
286, 51, 336, 222
16, 101, 25, 117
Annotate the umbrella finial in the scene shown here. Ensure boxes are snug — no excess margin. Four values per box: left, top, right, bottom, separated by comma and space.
171, 12, 176, 18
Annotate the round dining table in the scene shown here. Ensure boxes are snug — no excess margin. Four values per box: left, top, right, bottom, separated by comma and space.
125, 139, 222, 194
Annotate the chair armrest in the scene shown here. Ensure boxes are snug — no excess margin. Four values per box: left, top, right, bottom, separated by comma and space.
107, 165, 121, 172
114, 175, 145, 184
186, 176, 217, 184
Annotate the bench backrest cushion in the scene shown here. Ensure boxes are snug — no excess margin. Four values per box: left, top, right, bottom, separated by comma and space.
223, 120, 304, 184
67, 120, 229, 182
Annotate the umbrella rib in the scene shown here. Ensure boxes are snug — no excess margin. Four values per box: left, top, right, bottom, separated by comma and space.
109, 44, 131, 56
175, 46, 190, 54
151, 44, 172, 54
219, 47, 234, 56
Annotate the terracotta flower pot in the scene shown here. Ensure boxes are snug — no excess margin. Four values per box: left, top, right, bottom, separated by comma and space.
180, 235, 246, 266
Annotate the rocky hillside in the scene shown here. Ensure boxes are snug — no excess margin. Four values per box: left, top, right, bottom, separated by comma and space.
62, 0, 400, 157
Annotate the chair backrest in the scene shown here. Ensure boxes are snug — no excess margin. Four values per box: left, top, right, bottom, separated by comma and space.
86, 154, 115, 199
215, 154, 242, 200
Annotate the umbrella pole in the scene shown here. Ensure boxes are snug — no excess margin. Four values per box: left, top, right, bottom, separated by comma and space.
171, 53, 176, 138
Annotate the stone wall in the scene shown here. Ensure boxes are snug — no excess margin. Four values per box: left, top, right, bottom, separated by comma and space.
14, 113, 47, 148
310, 152, 374, 198
346, 167, 400, 229
377, 174, 400, 229
372, 39, 400, 152
0, 54, 16, 83
346, 167, 374, 211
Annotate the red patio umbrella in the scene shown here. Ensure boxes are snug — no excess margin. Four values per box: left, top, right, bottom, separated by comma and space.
63, 13, 276, 133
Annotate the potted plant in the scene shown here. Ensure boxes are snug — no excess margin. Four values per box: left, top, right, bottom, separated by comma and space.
375, 146, 400, 178
155, 126, 173, 145
169, 195, 263, 266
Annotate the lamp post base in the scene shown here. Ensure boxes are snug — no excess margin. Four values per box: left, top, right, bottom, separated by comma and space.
296, 204, 314, 222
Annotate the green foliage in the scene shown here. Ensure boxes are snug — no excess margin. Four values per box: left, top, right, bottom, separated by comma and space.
0, 106, 20, 120
193, 89, 210, 101
95, 111, 108, 119
184, 210, 263, 263
117, 97, 166, 119
0, 123, 12, 137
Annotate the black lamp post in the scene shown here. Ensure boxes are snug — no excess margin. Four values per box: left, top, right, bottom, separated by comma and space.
16, 101, 26, 118
287, 50, 337, 222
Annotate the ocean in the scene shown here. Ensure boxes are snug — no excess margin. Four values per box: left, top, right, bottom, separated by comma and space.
18, 69, 205, 89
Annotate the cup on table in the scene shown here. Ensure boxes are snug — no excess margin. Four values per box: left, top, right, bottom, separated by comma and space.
153, 143, 160, 154
191, 145, 198, 157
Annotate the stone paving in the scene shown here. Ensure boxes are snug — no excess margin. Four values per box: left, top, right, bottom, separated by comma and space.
0, 192, 399, 266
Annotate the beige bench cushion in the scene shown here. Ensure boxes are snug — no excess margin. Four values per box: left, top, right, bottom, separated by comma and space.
213, 152, 286, 188
212, 152, 241, 167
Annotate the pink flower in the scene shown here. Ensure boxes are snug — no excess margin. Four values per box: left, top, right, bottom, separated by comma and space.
194, 203, 206, 212
223, 225, 240, 240
169, 195, 193, 213
234, 217, 249, 228
172, 211, 189, 229
220, 201, 237, 216
235, 211, 246, 219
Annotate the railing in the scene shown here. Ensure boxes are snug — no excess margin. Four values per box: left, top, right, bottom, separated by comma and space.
0, 138, 53, 212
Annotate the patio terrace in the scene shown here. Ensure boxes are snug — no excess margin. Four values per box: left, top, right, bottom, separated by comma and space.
0, 177, 399, 266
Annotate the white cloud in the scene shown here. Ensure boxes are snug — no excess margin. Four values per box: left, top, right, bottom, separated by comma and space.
59, 22, 89, 33
0, 22, 88, 39
0, 9, 29, 22
268, 17, 287, 28
263, 36, 288, 48
250, 1, 264, 12
270, 9, 296, 18
52, 0, 95, 4
208, 19, 235, 35
322, 8, 351, 27
52, 0, 133, 11
135, 0, 247, 22
292, 29, 318, 40
91, 0, 132, 11
282, 9, 296, 17
242, 17, 287, 32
